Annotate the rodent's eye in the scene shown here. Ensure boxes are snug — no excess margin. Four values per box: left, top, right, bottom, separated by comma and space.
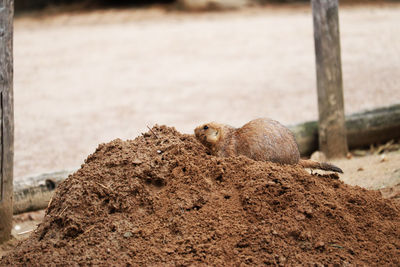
203, 125, 209, 130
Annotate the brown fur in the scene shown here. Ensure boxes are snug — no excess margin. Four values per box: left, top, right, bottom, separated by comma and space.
194, 118, 343, 173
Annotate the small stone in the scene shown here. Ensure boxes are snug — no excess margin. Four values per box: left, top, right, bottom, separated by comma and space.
164, 248, 174, 254
278, 256, 286, 264
315, 241, 325, 249
266, 181, 276, 187
304, 231, 312, 240
132, 159, 142, 165
357, 167, 364, 171
304, 208, 313, 216
123, 231, 133, 238
131, 227, 140, 234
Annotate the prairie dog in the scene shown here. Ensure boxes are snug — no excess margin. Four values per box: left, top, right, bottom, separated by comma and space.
194, 118, 343, 173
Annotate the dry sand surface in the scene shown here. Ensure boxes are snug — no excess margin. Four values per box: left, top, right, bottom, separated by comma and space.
14, 4, 400, 180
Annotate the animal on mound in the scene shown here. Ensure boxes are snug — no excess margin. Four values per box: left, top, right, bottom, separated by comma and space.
194, 118, 343, 173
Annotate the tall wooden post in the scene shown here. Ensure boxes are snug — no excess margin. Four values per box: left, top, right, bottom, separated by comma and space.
0, 0, 14, 243
312, 0, 348, 158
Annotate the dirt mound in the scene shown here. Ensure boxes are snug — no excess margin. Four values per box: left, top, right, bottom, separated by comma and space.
2, 126, 399, 266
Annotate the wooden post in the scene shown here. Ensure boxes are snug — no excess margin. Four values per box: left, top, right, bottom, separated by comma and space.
0, 0, 14, 243
312, 0, 348, 158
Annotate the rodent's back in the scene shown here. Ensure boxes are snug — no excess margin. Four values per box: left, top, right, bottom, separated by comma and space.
234, 118, 300, 164
194, 119, 343, 172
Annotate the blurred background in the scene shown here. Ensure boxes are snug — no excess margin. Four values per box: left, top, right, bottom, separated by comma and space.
14, 0, 400, 179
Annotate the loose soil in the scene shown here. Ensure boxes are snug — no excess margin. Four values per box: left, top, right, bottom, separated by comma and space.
2, 126, 399, 266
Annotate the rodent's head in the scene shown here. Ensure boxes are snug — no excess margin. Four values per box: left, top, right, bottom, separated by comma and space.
194, 122, 222, 148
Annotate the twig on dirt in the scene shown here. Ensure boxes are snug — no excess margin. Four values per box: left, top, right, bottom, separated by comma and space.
330, 244, 344, 249
58, 206, 68, 217
47, 195, 54, 209
17, 229, 34, 235
97, 182, 107, 189
83, 225, 96, 235
147, 125, 159, 139
96, 182, 112, 191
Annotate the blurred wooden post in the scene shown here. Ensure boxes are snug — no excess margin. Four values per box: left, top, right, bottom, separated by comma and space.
0, 0, 14, 243
312, 0, 348, 158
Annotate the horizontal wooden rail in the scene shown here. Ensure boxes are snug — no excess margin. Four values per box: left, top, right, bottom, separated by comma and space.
13, 169, 75, 214
290, 103, 400, 156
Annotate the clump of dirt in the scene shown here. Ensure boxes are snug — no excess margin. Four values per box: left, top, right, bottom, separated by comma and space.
1, 126, 399, 266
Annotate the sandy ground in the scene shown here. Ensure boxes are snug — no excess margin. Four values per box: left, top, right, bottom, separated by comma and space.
0, 210, 45, 258
13, 4, 400, 180
332, 149, 400, 189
